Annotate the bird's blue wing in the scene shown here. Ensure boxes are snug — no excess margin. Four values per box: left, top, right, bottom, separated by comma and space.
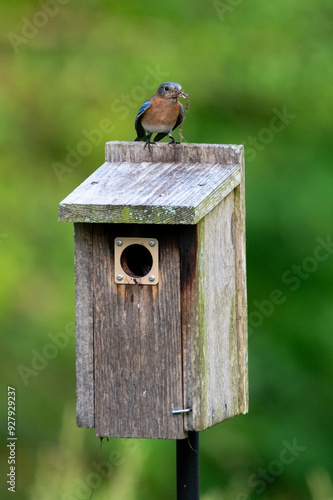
135, 100, 151, 139
137, 100, 151, 118
172, 103, 185, 131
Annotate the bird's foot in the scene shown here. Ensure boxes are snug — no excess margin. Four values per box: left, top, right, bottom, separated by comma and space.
168, 138, 180, 146
144, 138, 153, 153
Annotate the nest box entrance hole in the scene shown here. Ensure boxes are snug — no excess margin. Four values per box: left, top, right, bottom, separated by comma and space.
121, 244, 152, 277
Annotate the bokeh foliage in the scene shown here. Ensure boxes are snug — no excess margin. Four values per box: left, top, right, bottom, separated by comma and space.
1, 0, 333, 499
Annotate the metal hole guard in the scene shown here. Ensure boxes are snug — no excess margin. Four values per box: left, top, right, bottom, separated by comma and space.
114, 237, 159, 285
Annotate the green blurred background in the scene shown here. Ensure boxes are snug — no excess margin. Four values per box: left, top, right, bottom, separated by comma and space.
1, 0, 333, 498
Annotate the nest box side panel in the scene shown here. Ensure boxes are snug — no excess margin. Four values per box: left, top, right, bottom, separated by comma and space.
181, 170, 248, 431
93, 224, 186, 440
74, 223, 95, 428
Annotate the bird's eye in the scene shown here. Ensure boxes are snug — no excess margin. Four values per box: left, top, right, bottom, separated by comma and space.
164, 85, 169, 91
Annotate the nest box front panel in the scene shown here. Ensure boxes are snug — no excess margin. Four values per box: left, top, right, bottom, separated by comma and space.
92, 224, 186, 440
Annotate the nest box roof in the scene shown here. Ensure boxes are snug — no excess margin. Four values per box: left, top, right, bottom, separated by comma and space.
58, 141, 243, 225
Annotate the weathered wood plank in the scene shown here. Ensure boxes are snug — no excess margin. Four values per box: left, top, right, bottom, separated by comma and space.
232, 147, 248, 414
58, 159, 241, 225
93, 224, 186, 439
74, 223, 95, 427
59, 161, 239, 207
105, 141, 243, 165
181, 182, 248, 431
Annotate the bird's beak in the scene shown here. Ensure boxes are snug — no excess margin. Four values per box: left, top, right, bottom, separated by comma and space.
178, 90, 189, 99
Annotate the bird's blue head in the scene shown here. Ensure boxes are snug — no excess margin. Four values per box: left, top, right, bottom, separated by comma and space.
156, 82, 188, 99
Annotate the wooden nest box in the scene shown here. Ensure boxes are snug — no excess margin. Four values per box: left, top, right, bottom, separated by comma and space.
59, 141, 248, 440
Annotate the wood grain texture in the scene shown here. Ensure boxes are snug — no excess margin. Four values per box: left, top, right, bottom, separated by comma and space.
233, 147, 248, 415
180, 168, 248, 431
105, 141, 242, 165
93, 224, 186, 439
58, 142, 242, 225
74, 223, 95, 427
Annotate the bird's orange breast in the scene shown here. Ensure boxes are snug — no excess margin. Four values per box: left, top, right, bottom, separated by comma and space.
141, 97, 181, 131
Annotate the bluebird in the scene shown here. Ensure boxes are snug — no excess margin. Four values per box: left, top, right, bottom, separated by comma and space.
135, 82, 188, 152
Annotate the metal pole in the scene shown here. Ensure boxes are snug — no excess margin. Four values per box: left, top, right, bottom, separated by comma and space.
176, 431, 199, 499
